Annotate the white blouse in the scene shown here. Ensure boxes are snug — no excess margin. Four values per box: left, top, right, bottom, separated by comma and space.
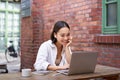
34, 40, 70, 71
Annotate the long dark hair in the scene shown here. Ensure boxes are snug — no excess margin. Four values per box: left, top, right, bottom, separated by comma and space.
51, 21, 70, 43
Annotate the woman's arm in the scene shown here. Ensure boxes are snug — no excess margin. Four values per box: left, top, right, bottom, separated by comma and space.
64, 47, 72, 64
34, 43, 50, 71
64, 36, 72, 64
47, 64, 69, 71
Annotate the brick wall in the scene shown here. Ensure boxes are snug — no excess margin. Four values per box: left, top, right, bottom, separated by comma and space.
21, 0, 44, 69
21, 17, 34, 69
21, 0, 120, 69
42, 0, 102, 51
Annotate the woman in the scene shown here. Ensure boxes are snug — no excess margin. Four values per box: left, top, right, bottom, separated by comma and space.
34, 21, 72, 71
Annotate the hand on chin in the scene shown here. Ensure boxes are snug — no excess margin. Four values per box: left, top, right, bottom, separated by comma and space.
62, 43, 68, 47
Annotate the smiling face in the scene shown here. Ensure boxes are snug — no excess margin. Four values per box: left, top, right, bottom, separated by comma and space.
54, 27, 70, 46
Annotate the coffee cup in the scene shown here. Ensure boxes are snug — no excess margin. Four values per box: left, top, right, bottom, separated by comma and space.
21, 68, 31, 77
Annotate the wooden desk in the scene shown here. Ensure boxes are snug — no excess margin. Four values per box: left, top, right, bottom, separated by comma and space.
0, 65, 120, 80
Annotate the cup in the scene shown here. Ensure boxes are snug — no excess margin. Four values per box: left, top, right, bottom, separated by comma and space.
21, 68, 31, 77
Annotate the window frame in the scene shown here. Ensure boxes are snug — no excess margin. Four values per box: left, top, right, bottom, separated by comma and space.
102, 0, 120, 34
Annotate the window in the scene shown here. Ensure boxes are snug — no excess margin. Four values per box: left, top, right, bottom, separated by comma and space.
102, 0, 120, 34
0, 0, 20, 52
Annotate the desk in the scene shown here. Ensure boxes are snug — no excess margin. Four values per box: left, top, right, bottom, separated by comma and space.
0, 65, 120, 80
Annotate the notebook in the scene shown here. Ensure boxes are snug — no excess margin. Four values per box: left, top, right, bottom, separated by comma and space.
57, 51, 98, 75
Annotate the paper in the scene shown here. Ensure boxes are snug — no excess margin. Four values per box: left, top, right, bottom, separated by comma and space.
32, 70, 52, 75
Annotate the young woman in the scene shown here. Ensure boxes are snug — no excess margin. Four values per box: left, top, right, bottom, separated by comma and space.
34, 21, 72, 71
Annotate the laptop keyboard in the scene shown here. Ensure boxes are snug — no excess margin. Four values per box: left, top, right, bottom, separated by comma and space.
57, 69, 69, 73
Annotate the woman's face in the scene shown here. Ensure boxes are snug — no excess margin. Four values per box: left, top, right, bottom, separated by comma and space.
54, 27, 71, 46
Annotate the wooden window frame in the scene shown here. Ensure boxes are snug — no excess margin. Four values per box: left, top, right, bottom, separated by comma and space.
102, 0, 120, 34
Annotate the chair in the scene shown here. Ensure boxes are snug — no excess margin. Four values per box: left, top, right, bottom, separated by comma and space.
0, 64, 8, 73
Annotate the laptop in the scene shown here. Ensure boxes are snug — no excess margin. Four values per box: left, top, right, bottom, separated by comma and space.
57, 51, 98, 75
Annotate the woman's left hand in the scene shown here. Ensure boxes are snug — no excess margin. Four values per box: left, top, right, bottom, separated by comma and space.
65, 36, 72, 48
57, 64, 69, 70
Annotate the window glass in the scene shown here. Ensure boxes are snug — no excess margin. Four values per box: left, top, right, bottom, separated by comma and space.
107, 3, 117, 26
13, 14, 19, 32
0, 2, 5, 9
14, 13, 20, 20
0, 1, 20, 52
7, 37, 13, 47
8, 13, 13, 33
14, 20, 19, 27
0, 37, 5, 51
0, 12, 5, 36
107, 0, 114, 1
13, 37, 20, 51
14, 3, 20, 11
8, 3, 13, 10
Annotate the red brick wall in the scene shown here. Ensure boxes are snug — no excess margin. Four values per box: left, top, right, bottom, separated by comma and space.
42, 0, 102, 51
21, 0, 44, 69
21, 0, 120, 69
21, 17, 34, 69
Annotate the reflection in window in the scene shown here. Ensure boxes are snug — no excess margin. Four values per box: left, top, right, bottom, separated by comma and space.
14, 20, 19, 26
0, 37, 5, 51
13, 26, 19, 31
7, 37, 13, 47
13, 37, 20, 51
0, 1, 20, 52
0, 20, 5, 26
8, 13, 13, 20
0, 32, 5, 37
7, 32, 13, 37
0, 13, 5, 19
107, 0, 114, 2
0, 13, 5, 27
14, 3, 20, 11
8, 21, 13, 27
0, 2, 5, 9
0, 21, 5, 28
13, 32, 19, 37
8, 3, 14, 10
107, 3, 117, 26
14, 14, 20, 20
0, 13, 5, 35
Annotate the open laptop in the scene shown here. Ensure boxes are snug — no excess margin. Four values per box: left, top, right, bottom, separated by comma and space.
57, 51, 98, 75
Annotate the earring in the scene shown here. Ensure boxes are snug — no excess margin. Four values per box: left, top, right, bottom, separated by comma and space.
54, 35, 56, 38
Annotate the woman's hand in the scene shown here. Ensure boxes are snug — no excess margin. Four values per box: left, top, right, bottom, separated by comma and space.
61, 64, 70, 69
63, 36, 72, 48
57, 64, 70, 70
66, 36, 72, 47
47, 64, 69, 71
62, 36, 72, 64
